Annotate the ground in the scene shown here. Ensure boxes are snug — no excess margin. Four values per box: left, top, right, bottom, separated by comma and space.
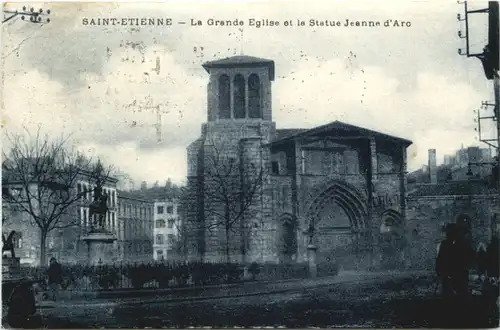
40, 273, 499, 328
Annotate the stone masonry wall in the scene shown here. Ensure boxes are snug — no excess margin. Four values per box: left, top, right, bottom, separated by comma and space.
406, 195, 499, 270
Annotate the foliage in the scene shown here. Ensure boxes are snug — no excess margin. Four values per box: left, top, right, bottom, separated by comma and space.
2, 128, 114, 265
198, 134, 267, 262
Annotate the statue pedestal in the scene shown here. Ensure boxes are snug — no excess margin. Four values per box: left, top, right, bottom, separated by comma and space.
81, 229, 116, 265
307, 244, 318, 278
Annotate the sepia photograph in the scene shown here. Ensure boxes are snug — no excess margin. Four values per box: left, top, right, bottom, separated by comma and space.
1, 0, 499, 328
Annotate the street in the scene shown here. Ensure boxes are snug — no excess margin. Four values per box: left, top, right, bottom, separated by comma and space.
41, 273, 499, 328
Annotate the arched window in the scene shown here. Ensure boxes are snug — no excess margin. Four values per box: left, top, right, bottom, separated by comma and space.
218, 74, 230, 119
248, 74, 261, 118
156, 234, 164, 245
233, 74, 246, 119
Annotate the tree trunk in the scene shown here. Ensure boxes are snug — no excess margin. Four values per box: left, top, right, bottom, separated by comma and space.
225, 225, 230, 263
39, 230, 48, 266
225, 206, 231, 263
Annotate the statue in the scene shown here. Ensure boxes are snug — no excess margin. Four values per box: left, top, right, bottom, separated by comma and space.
307, 223, 315, 245
2, 230, 17, 258
88, 185, 109, 231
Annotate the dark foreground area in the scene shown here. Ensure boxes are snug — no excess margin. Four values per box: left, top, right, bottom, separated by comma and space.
42, 274, 499, 328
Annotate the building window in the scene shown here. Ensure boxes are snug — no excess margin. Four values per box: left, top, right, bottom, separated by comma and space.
168, 219, 175, 229
156, 219, 166, 228
167, 205, 174, 214
157, 205, 164, 214
233, 74, 246, 119
248, 74, 261, 118
271, 161, 280, 175
156, 234, 164, 245
218, 74, 231, 119
167, 234, 175, 246
156, 249, 164, 260
83, 209, 88, 226
14, 233, 22, 249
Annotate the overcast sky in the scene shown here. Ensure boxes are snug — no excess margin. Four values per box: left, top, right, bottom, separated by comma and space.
2, 1, 496, 186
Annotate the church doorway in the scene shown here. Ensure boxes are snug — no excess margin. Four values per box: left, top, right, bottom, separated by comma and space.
379, 209, 405, 269
305, 181, 370, 270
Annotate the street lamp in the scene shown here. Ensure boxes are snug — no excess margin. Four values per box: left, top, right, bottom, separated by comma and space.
3, 6, 51, 24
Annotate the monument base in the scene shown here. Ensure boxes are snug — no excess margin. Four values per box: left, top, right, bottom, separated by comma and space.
307, 244, 318, 278
81, 229, 117, 265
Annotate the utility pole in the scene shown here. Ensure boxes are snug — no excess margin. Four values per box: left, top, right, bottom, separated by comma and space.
3, 6, 51, 24
458, 1, 500, 235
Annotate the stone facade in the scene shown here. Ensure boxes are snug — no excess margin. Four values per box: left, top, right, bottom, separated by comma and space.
153, 199, 181, 261
406, 180, 499, 270
116, 192, 155, 263
184, 55, 413, 269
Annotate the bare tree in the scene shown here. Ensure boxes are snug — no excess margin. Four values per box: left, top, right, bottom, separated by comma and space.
201, 134, 266, 263
2, 128, 113, 265
169, 217, 188, 262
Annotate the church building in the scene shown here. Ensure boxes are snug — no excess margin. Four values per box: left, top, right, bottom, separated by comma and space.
185, 55, 413, 269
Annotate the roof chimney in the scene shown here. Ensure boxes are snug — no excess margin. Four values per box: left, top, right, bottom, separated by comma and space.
428, 149, 437, 184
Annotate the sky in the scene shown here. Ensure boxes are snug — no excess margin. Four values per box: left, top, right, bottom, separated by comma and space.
1, 1, 497, 186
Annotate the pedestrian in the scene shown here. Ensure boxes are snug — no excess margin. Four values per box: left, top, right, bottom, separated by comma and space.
435, 223, 474, 298
47, 257, 63, 301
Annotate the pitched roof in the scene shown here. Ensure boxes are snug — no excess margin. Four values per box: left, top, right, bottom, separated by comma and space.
274, 129, 308, 141
202, 55, 275, 80
408, 180, 497, 197
118, 185, 183, 202
269, 121, 412, 146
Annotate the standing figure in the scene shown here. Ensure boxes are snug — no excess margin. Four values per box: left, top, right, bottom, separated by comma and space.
47, 257, 62, 301
436, 223, 474, 298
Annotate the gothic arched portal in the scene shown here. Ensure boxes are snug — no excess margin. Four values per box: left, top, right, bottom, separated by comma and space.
379, 209, 405, 268
305, 181, 370, 267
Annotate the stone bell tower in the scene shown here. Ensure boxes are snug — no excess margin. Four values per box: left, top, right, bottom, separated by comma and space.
185, 55, 277, 262
203, 55, 275, 124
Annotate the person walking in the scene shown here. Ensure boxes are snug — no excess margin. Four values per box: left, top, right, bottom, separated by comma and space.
436, 223, 474, 298
47, 257, 63, 301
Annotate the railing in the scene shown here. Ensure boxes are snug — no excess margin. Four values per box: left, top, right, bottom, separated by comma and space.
19, 261, 338, 292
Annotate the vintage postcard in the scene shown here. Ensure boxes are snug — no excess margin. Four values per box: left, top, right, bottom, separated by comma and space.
1, 0, 499, 328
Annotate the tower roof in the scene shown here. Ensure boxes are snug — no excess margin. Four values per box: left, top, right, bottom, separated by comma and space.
202, 55, 275, 80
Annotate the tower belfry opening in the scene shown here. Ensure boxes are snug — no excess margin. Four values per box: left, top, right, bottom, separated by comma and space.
203, 55, 275, 122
